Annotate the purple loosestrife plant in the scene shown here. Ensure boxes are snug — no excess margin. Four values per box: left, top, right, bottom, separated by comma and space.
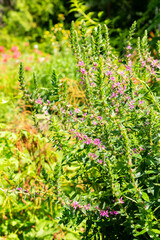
19, 21, 160, 240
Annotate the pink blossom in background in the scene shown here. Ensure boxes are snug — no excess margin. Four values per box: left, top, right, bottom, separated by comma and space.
11, 46, 19, 52
24, 66, 31, 71
0, 46, 5, 53
13, 51, 21, 59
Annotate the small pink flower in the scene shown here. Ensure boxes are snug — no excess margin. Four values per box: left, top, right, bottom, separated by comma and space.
24, 66, 31, 71
78, 61, 84, 67
72, 201, 79, 210
75, 108, 80, 113
36, 98, 42, 104
139, 100, 143, 104
0, 46, 5, 53
11, 46, 19, 52
98, 116, 102, 120
113, 211, 119, 215
97, 159, 103, 164
139, 146, 144, 151
107, 71, 112, 75
80, 68, 85, 74
118, 197, 124, 204
84, 204, 90, 210
126, 45, 132, 50
13, 50, 21, 59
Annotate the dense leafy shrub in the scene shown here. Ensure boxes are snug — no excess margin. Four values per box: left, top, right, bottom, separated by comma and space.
19, 21, 160, 239
0, 0, 66, 38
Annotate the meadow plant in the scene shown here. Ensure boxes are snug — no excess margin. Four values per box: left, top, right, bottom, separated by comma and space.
19, 21, 160, 239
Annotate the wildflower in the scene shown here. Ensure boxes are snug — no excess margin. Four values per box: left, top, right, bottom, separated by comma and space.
77, 61, 84, 67
100, 210, 109, 217
97, 159, 103, 164
36, 98, 42, 104
80, 68, 85, 74
13, 51, 21, 59
133, 148, 137, 153
47, 100, 50, 104
107, 71, 112, 75
118, 197, 124, 204
60, 107, 65, 113
125, 65, 131, 71
72, 201, 79, 210
24, 66, 31, 71
92, 121, 97, 125
139, 100, 143, 104
141, 61, 145, 68
139, 146, 144, 151
11, 46, 19, 52
17, 188, 22, 191
126, 45, 132, 50
0, 46, 5, 53
93, 138, 101, 146
98, 116, 102, 120
85, 138, 92, 145
75, 108, 80, 113
84, 204, 90, 210
113, 211, 119, 215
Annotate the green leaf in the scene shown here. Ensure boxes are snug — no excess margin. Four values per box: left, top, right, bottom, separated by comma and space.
134, 228, 147, 236
151, 229, 160, 234
142, 192, 150, 202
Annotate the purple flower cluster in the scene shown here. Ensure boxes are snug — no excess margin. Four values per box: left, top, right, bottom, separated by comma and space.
71, 129, 105, 150
71, 200, 124, 218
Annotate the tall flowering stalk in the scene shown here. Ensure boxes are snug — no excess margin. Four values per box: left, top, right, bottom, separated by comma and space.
19, 21, 160, 240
